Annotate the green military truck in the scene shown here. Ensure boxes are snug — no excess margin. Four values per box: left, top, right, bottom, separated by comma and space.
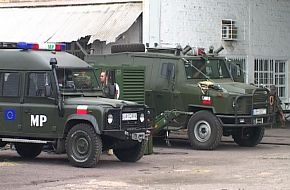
85, 44, 273, 150
0, 42, 151, 167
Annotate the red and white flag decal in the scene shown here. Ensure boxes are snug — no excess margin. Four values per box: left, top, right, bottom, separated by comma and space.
76, 105, 88, 114
201, 96, 212, 105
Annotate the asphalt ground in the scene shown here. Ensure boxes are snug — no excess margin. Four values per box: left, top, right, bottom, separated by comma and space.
0, 126, 289, 190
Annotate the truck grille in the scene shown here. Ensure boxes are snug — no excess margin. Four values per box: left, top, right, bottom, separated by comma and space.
121, 106, 146, 129
235, 88, 269, 114
122, 69, 145, 104
105, 106, 146, 130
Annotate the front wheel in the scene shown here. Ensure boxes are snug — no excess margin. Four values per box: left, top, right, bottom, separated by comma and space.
114, 141, 146, 162
66, 123, 102, 168
232, 127, 265, 147
0, 141, 7, 148
15, 143, 43, 159
187, 110, 222, 150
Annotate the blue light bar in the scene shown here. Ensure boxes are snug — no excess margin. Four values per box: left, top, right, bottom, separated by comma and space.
16, 42, 39, 50
1, 42, 66, 51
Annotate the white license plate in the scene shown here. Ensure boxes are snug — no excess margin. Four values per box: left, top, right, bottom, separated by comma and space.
253, 108, 267, 115
254, 118, 264, 124
122, 113, 137, 121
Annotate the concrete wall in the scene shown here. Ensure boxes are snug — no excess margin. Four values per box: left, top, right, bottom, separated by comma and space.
144, 0, 290, 57
143, 0, 290, 100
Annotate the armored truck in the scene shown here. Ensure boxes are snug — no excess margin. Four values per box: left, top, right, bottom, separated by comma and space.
0, 42, 150, 167
86, 44, 273, 150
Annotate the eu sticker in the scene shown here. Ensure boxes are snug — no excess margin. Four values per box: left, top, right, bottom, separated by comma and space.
5, 109, 16, 121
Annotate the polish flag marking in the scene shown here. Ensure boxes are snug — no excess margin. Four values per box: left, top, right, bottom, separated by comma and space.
201, 96, 212, 105
76, 105, 88, 114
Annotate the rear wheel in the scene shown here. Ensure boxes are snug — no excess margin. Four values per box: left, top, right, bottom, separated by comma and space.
15, 143, 43, 159
232, 127, 265, 147
114, 141, 146, 162
66, 123, 102, 168
187, 110, 222, 150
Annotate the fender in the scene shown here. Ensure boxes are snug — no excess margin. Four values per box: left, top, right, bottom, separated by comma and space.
188, 104, 216, 113
66, 114, 101, 134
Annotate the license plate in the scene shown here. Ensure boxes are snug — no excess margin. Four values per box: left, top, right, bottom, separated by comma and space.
122, 113, 137, 121
254, 118, 264, 124
253, 108, 267, 115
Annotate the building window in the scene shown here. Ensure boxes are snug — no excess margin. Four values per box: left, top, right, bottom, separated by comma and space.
254, 59, 287, 98
221, 19, 237, 40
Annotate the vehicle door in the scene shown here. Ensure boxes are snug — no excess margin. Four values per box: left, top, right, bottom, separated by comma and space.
0, 71, 22, 134
22, 72, 60, 138
154, 59, 176, 114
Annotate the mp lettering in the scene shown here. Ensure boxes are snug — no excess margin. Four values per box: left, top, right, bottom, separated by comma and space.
31, 115, 47, 127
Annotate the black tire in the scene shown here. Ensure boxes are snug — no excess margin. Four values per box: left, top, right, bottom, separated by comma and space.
187, 110, 222, 150
111, 43, 145, 53
114, 141, 146, 162
232, 127, 265, 147
15, 143, 43, 159
66, 123, 102, 168
0, 141, 7, 148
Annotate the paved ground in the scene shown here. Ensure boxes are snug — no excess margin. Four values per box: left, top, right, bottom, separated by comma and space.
0, 127, 289, 190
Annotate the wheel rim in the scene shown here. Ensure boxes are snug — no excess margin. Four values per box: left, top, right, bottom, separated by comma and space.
71, 131, 91, 162
194, 120, 212, 142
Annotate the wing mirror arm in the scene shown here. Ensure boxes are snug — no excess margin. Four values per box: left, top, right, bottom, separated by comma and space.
50, 58, 64, 117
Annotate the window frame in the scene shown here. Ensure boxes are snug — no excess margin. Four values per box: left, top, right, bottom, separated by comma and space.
26, 71, 54, 98
0, 71, 21, 97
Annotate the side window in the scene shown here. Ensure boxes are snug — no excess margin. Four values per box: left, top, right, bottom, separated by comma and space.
0, 72, 20, 97
27, 72, 52, 97
161, 63, 175, 79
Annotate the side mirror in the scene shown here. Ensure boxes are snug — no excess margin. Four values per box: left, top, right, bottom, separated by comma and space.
45, 85, 51, 97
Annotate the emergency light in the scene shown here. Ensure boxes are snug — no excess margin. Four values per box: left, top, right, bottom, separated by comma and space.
0, 42, 65, 51
17, 42, 66, 51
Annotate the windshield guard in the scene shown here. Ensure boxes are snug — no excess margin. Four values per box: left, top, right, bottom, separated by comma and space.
184, 59, 231, 79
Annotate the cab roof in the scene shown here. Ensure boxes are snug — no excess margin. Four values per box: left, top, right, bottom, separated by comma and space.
0, 49, 91, 71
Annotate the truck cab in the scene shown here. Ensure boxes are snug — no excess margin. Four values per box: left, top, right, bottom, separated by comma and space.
0, 42, 150, 167
86, 44, 273, 150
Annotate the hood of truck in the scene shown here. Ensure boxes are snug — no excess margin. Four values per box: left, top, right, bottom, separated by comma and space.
217, 82, 257, 94
64, 97, 136, 108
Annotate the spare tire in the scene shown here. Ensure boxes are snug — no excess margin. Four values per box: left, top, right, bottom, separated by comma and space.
111, 43, 145, 53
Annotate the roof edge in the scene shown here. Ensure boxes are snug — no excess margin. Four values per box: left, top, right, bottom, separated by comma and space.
0, 0, 142, 8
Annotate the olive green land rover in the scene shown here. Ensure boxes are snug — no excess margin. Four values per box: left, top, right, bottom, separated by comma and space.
0, 42, 150, 167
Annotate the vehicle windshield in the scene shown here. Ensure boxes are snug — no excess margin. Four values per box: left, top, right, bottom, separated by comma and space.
184, 58, 231, 79
56, 68, 100, 92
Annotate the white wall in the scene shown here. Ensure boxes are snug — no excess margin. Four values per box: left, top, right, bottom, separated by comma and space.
143, 0, 290, 85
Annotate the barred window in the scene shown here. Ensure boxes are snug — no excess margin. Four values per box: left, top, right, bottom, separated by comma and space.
254, 59, 287, 98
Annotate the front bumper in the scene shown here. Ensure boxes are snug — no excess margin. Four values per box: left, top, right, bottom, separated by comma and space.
103, 128, 151, 142
216, 113, 274, 128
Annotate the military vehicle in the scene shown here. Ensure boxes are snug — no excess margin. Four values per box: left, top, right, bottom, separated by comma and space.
0, 42, 151, 168
85, 43, 273, 150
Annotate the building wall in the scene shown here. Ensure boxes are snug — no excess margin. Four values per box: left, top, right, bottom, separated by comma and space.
143, 0, 290, 101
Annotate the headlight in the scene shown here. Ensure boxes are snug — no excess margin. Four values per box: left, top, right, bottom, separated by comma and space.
139, 113, 145, 123
107, 114, 113, 124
